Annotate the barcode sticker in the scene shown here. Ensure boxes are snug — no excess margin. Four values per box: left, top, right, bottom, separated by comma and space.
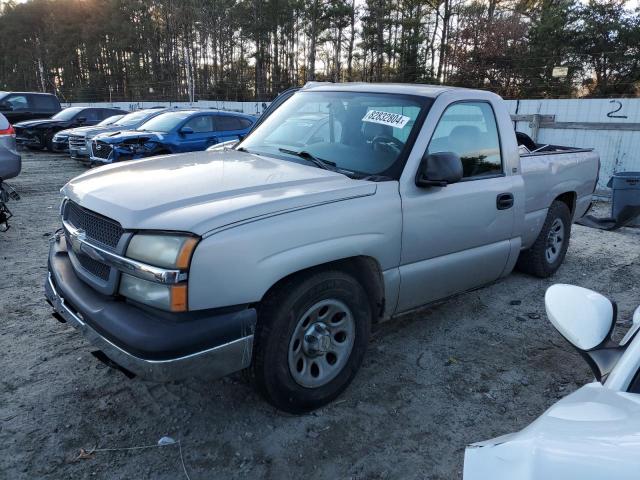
362, 110, 410, 129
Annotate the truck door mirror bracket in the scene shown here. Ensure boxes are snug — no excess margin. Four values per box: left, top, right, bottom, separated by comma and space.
415, 152, 463, 188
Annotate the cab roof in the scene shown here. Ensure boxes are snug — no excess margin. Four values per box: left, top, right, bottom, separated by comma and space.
301, 82, 476, 99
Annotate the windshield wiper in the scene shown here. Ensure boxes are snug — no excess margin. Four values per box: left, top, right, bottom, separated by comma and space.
278, 148, 338, 172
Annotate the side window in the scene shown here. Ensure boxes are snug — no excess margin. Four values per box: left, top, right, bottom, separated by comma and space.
99, 109, 115, 120
81, 109, 100, 121
629, 368, 640, 394
238, 118, 253, 129
5, 95, 29, 111
31, 95, 58, 111
183, 115, 214, 133
216, 116, 242, 132
427, 102, 502, 179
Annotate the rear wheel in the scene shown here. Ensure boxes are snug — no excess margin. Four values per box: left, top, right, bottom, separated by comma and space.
251, 270, 371, 413
516, 200, 572, 278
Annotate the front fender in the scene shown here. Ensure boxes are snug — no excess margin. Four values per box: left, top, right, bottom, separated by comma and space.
187, 182, 402, 310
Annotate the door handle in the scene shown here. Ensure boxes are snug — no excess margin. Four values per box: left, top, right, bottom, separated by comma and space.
497, 193, 514, 210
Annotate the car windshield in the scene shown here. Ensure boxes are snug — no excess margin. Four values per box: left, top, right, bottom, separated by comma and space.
238, 91, 430, 178
52, 107, 84, 121
114, 110, 157, 127
98, 114, 124, 126
137, 111, 193, 132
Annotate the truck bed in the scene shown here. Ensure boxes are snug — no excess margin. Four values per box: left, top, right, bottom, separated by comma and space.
519, 140, 599, 250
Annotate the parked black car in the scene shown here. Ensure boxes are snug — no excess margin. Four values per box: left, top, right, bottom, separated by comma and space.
0, 92, 61, 123
14, 107, 125, 151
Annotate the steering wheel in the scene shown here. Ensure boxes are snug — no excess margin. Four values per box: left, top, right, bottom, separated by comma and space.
371, 134, 404, 152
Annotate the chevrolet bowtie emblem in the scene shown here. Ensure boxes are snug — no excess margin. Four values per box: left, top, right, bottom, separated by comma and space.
68, 228, 87, 255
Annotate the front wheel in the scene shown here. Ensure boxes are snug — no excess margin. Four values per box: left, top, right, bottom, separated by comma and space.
516, 200, 572, 278
44, 134, 55, 152
251, 270, 371, 413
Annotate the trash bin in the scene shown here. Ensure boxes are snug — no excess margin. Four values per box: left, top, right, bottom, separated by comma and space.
608, 172, 640, 227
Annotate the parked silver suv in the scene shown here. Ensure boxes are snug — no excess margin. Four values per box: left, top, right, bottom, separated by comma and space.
0, 112, 20, 231
0, 113, 20, 180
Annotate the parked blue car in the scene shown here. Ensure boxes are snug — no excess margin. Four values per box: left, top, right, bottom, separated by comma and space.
90, 110, 255, 164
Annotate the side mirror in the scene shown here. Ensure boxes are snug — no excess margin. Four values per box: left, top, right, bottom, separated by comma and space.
415, 152, 463, 187
545, 284, 614, 351
180, 127, 194, 135
621, 305, 640, 346
546, 284, 626, 382
76, 117, 87, 124
0, 102, 12, 111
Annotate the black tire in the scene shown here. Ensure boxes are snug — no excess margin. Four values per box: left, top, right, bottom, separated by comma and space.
45, 134, 54, 152
516, 200, 572, 278
252, 270, 371, 413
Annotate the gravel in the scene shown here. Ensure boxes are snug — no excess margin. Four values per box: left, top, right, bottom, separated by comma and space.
1, 151, 639, 479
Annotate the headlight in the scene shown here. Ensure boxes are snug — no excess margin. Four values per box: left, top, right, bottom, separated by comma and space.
120, 274, 187, 312
126, 234, 198, 269
119, 233, 198, 312
53, 134, 68, 142
120, 143, 147, 154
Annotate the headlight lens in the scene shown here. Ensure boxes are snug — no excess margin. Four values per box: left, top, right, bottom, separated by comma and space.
120, 143, 147, 154
120, 233, 197, 312
119, 274, 187, 311
126, 234, 198, 269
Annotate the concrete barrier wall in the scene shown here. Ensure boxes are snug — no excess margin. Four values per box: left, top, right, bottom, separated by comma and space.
506, 98, 640, 191
63, 100, 269, 115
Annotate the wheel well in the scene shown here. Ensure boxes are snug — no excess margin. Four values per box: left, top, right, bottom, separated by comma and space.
554, 191, 576, 216
260, 256, 386, 322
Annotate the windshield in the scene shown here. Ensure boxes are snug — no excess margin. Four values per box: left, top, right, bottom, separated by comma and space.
114, 110, 157, 127
238, 91, 430, 178
137, 111, 193, 132
98, 114, 124, 126
52, 107, 84, 121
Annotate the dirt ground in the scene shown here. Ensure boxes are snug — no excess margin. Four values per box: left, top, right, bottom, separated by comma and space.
1, 151, 639, 480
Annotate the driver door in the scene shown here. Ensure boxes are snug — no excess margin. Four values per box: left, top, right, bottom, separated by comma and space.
397, 101, 516, 312
178, 114, 216, 152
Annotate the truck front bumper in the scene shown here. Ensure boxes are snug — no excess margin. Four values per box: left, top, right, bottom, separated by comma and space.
51, 139, 69, 153
70, 147, 90, 161
15, 135, 43, 148
45, 238, 256, 381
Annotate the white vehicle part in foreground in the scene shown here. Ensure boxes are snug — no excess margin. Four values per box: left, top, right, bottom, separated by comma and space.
545, 284, 614, 350
465, 285, 640, 480
464, 382, 640, 480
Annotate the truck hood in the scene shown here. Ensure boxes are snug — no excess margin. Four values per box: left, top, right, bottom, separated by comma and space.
62, 150, 376, 235
65, 125, 112, 137
94, 130, 161, 143
14, 118, 63, 129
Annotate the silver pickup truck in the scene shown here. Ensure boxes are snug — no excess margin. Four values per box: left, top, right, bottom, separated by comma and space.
45, 83, 599, 413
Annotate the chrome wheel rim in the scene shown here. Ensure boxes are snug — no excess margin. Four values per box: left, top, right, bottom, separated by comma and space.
545, 218, 565, 264
288, 299, 355, 388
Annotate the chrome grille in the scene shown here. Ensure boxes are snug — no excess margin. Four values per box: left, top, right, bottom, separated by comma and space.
64, 201, 123, 250
92, 140, 112, 160
69, 237, 111, 280
68, 135, 86, 150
